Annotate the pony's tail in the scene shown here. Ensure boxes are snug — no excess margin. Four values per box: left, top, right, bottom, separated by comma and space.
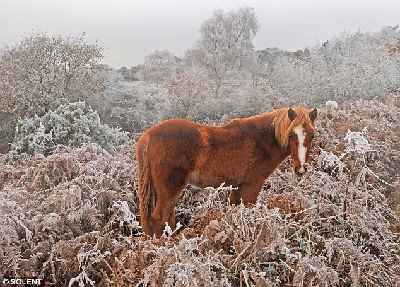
137, 133, 156, 236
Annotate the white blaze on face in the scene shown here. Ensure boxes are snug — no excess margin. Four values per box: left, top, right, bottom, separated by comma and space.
294, 125, 307, 173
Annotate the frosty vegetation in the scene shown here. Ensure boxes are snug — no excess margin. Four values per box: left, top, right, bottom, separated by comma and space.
0, 33, 105, 153
0, 96, 399, 286
6, 102, 129, 163
271, 28, 400, 105
0, 5, 399, 287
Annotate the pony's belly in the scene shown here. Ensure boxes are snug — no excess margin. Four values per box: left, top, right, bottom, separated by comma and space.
188, 171, 205, 188
189, 170, 241, 189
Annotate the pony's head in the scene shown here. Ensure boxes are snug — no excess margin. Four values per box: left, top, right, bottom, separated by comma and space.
272, 107, 318, 176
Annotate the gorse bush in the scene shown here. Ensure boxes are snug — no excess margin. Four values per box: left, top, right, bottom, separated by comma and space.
7, 101, 129, 162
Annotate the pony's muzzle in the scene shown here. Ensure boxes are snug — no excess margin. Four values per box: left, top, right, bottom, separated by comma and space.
294, 165, 307, 176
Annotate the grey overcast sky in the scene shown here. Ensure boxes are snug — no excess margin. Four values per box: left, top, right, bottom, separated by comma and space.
0, 0, 399, 68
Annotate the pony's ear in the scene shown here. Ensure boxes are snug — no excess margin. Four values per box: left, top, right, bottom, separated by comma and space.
309, 108, 318, 122
288, 108, 297, 122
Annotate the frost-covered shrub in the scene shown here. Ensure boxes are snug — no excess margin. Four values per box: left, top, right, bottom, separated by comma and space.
140, 49, 181, 83
7, 101, 129, 162
92, 70, 170, 134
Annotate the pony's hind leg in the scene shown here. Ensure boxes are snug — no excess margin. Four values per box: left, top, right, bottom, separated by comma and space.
151, 194, 180, 237
151, 167, 191, 237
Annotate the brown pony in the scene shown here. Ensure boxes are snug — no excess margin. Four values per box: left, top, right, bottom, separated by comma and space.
137, 107, 317, 237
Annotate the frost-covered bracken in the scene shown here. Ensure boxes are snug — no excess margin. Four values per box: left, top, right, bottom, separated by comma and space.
326, 100, 339, 109
1, 95, 399, 286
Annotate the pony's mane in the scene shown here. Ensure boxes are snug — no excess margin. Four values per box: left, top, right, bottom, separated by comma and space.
271, 107, 314, 148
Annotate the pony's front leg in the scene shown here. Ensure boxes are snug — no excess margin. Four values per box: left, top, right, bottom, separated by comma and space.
168, 207, 176, 230
238, 180, 265, 206
229, 187, 243, 205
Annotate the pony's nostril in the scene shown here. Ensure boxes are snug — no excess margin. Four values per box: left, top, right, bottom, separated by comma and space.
294, 167, 302, 176
295, 165, 307, 176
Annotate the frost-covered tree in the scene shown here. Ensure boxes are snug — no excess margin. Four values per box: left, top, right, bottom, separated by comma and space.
185, 6, 259, 95
140, 49, 181, 83
271, 27, 400, 105
117, 66, 137, 81
0, 32, 105, 118
165, 67, 212, 119
129, 7, 265, 123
